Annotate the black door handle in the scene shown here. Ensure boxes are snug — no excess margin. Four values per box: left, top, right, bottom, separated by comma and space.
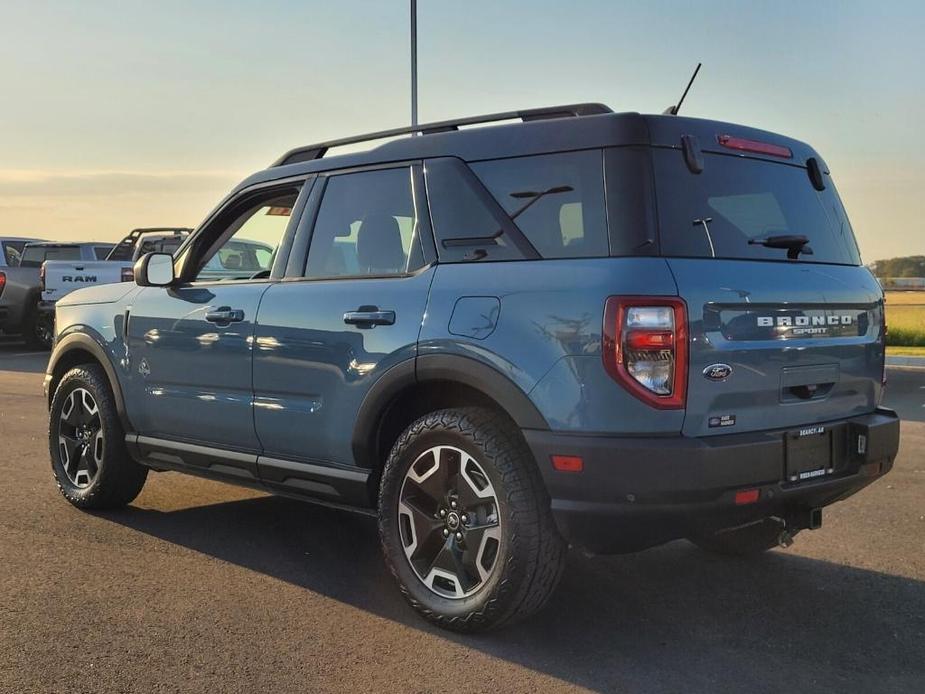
205, 306, 245, 324
343, 306, 395, 328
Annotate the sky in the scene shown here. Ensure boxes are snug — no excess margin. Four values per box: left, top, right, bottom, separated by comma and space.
0, 0, 922, 262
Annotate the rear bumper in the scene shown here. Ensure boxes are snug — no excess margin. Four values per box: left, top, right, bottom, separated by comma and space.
524, 407, 900, 553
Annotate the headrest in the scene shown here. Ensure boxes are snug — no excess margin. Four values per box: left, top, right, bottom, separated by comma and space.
356, 214, 405, 273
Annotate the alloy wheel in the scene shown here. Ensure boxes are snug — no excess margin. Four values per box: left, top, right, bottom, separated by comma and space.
397, 445, 502, 599
57, 388, 104, 488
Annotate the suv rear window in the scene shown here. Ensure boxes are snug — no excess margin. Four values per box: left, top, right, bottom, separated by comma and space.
20, 245, 81, 267
652, 149, 861, 265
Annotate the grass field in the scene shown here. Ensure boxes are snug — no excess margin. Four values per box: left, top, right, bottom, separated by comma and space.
886, 346, 925, 356
885, 291, 925, 347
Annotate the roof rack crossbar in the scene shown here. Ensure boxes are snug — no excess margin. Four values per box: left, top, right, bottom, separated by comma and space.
272, 102, 612, 167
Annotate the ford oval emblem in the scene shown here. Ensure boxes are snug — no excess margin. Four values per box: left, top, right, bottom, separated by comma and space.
703, 363, 733, 381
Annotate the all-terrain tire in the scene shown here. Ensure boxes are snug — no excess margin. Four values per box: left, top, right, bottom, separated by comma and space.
691, 519, 798, 557
49, 364, 148, 509
378, 407, 567, 632
22, 306, 53, 350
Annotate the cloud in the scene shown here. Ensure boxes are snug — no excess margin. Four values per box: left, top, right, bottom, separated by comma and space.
0, 169, 241, 197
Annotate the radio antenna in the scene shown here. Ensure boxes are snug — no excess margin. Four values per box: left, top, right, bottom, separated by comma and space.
664, 62, 702, 116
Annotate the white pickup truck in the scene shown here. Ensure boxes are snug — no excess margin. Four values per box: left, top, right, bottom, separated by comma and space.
40, 228, 191, 307
41, 228, 274, 308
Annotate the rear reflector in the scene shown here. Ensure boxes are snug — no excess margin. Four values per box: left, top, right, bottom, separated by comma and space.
717, 134, 792, 159
734, 488, 760, 505
551, 455, 584, 473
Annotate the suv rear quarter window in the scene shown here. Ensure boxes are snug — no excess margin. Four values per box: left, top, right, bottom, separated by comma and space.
470, 150, 608, 259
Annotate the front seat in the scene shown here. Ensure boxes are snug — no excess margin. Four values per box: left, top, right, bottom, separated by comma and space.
356, 214, 405, 274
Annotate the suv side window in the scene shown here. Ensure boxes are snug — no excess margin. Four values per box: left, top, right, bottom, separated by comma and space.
190, 186, 301, 282
470, 150, 609, 259
305, 167, 424, 278
2, 241, 26, 266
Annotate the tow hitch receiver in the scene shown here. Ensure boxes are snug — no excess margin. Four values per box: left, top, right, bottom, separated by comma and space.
783, 508, 823, 533
774, 508, 823, 546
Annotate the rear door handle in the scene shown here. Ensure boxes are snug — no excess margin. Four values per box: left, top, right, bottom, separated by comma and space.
343, 306, 395, 328
205, 307, 245, 324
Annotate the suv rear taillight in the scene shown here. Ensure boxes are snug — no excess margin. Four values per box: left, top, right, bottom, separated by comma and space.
881, 302, 888, 388
0, 271, 5, 297
603, 297, 688, 409
121, 267, 134, 282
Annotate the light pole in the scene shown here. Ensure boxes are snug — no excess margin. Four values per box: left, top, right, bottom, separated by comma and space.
410, 0, 418, 130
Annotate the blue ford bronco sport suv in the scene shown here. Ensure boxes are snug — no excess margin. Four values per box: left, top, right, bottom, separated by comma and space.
45, 103, 900, 631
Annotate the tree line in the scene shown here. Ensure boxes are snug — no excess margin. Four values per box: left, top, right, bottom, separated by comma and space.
869, 256, 925, 278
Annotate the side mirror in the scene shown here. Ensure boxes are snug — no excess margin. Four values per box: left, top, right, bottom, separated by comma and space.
134, 252, 175, 287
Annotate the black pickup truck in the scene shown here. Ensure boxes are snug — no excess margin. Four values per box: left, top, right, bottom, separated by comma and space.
0, 241, 111, 348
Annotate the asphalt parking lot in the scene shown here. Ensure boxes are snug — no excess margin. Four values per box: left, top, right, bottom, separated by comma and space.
1, 339, 923, 693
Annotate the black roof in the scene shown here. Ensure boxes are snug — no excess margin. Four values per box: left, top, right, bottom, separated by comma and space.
234, 104, 824, 194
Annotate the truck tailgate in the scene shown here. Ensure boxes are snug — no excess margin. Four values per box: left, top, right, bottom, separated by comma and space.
42, 261, 129, 302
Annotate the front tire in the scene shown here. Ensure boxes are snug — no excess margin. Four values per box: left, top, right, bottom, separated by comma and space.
378, 407, 566, 632
49, 364, 147, 509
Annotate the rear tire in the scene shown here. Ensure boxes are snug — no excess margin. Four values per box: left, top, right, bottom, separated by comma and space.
49, 364, 148, 509
22, 306, 53, 350
378, 407, 566, 632
691, 519, 797, 557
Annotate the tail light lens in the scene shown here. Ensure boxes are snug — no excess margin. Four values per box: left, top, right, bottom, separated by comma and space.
121, 267, 134, 282
0, 271, 5, 297
881, 303, 888, 389
603, 297, 688, 409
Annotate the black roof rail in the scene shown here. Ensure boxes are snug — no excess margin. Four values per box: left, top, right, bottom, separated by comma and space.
271, 102, 613, 167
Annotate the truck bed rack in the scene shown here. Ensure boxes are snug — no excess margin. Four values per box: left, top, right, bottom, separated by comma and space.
105, 227, 192, 262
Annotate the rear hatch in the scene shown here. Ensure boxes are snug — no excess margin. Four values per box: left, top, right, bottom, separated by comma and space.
649, 122, 884, 437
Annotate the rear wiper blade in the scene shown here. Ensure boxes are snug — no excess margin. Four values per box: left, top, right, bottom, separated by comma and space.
748, 234, 813, 260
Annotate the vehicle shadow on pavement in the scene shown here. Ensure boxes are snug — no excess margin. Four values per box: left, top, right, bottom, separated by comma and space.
100, 493, 925, 693
0, 340, 49, 374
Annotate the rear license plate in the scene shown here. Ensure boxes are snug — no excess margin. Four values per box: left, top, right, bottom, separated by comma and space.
785, 425, 833, 483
